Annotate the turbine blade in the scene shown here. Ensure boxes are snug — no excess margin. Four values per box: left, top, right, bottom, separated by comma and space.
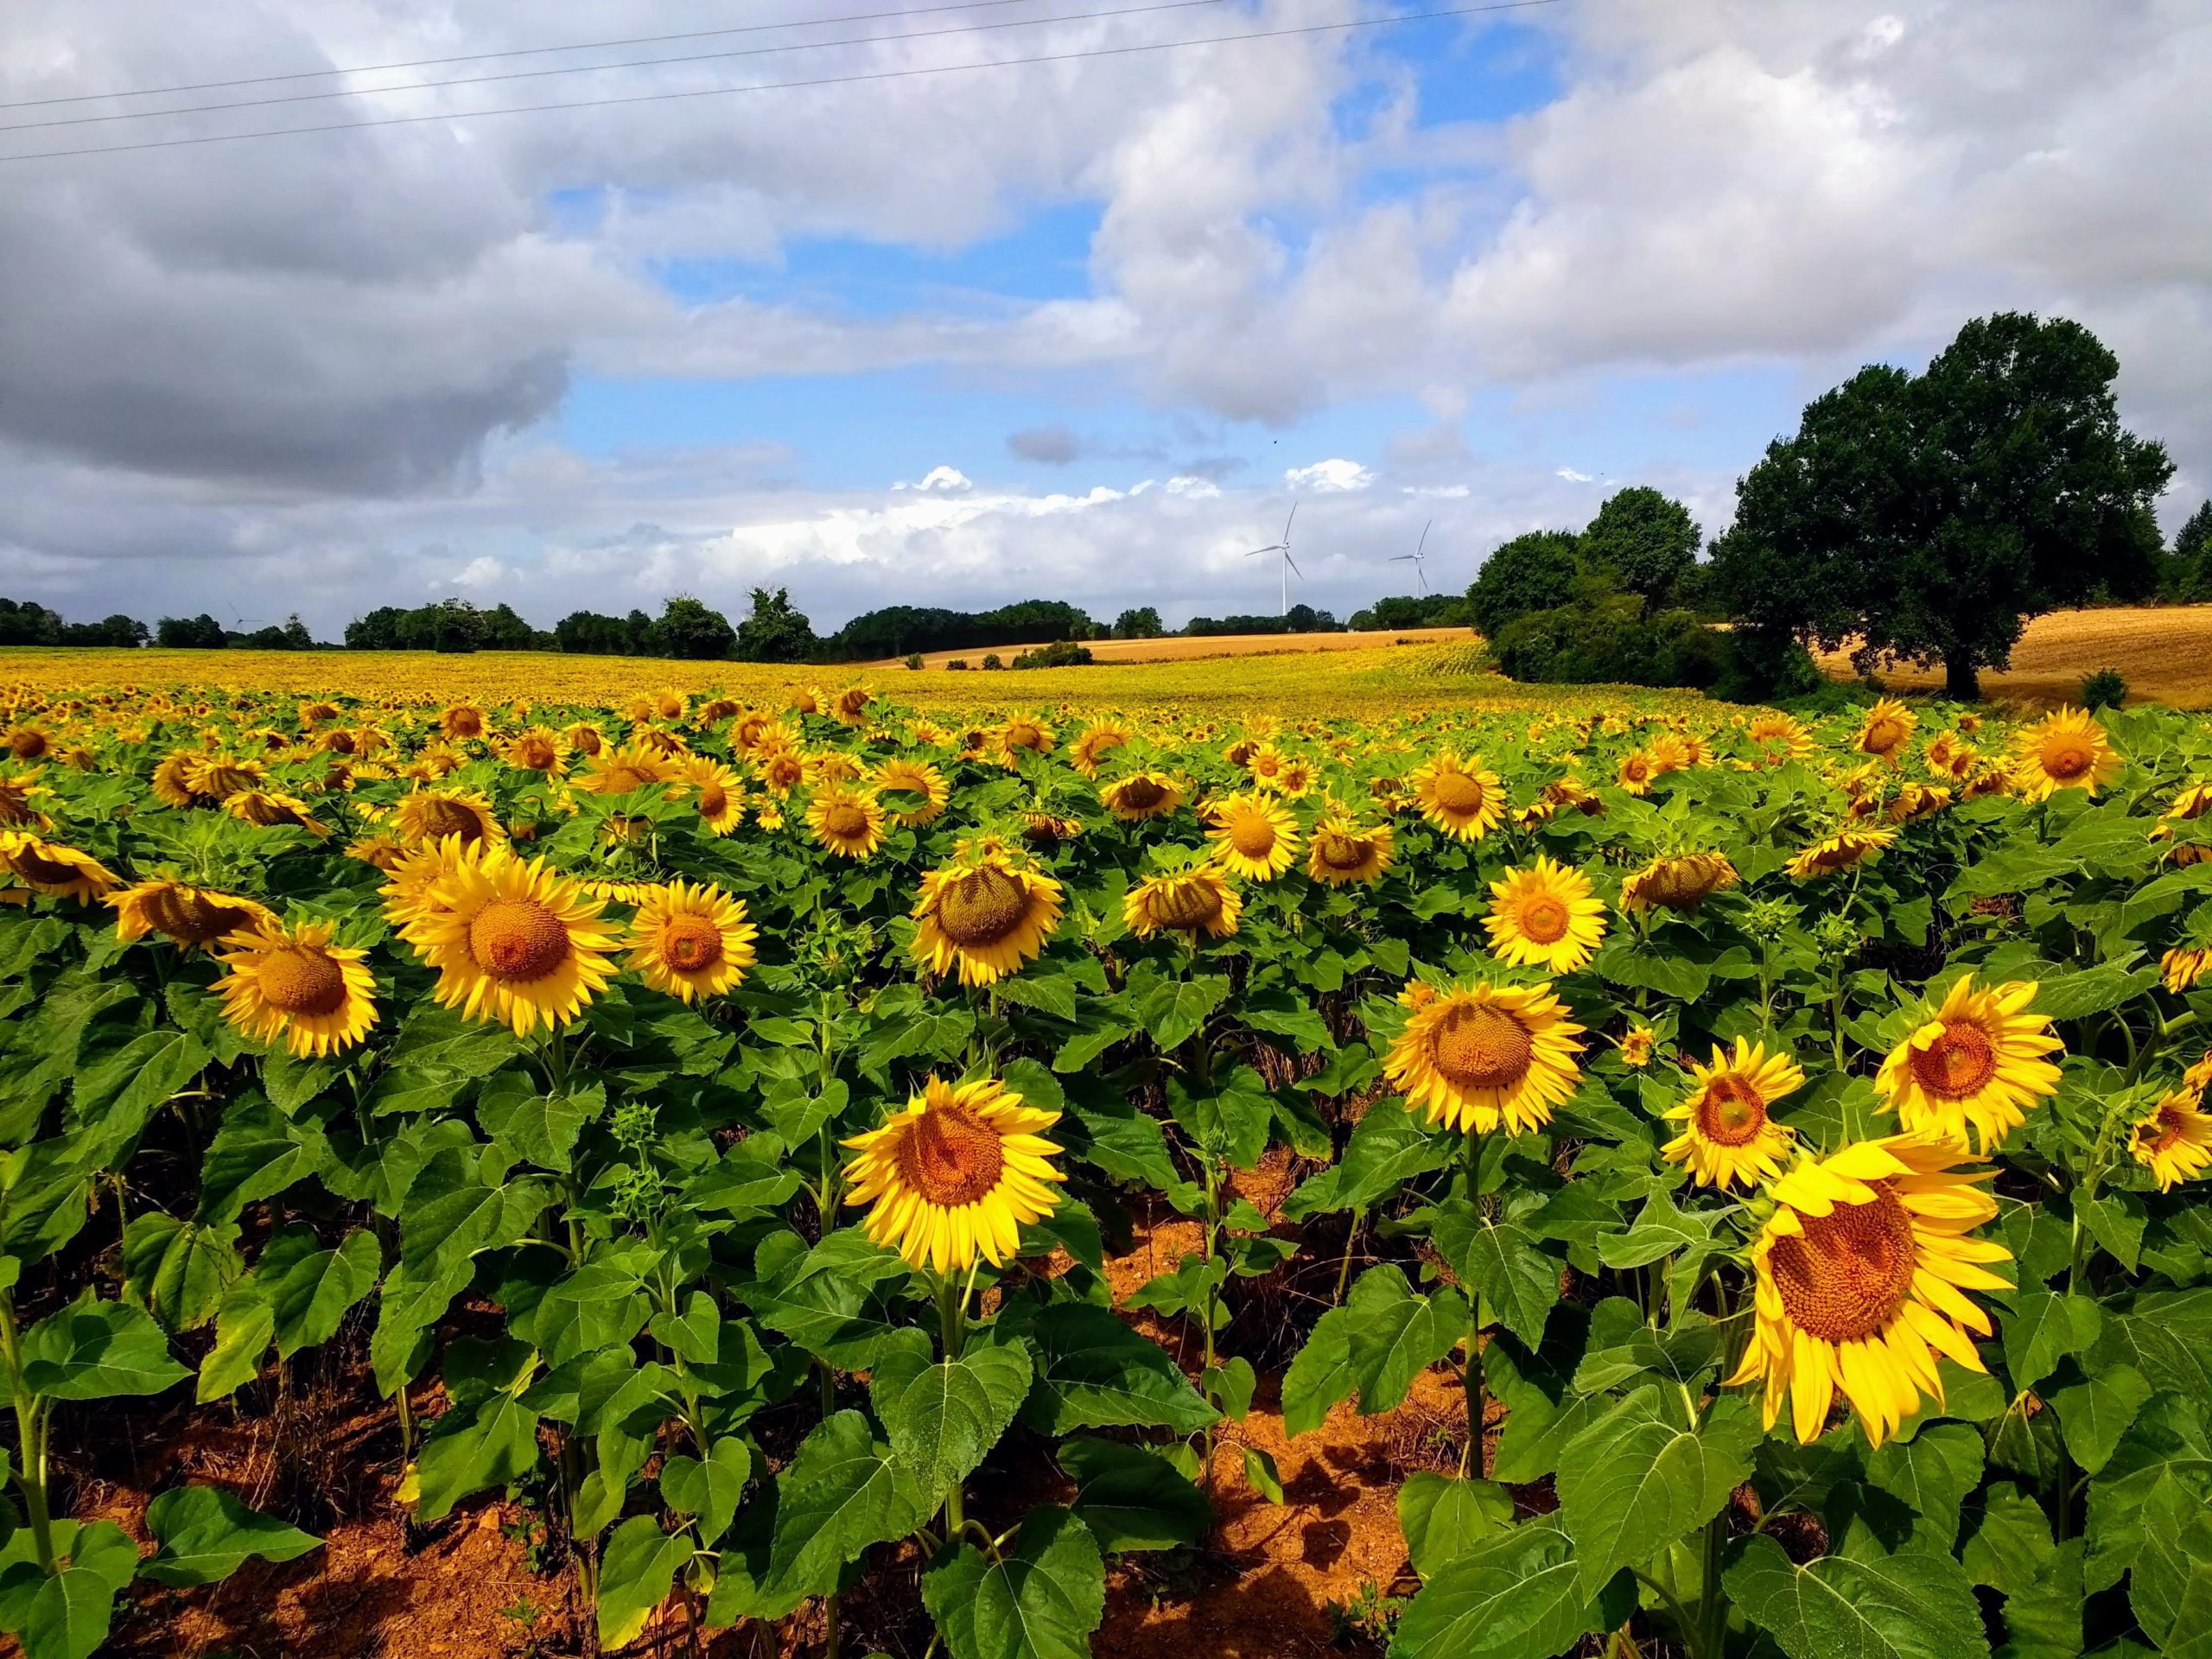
1284, 551, 1302, 577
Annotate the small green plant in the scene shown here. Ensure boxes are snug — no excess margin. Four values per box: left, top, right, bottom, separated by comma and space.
2082, 665, 2127, 709
1327, 1580, 1406, 1647
945, 658, 968, 671
982, 652, 1004, 669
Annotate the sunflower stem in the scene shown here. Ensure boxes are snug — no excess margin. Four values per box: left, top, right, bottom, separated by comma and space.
1461, 1127, 1488, 1476
938, 1271, 969, 1535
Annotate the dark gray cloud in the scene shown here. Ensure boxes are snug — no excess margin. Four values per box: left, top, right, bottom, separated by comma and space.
1007, 423, 1080, 464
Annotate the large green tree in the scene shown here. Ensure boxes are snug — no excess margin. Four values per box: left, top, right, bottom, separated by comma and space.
1466, 530, 1580, 639
1713, 313, 2172, 700
1580, 486, 1700, 606
734, 587, 817, 663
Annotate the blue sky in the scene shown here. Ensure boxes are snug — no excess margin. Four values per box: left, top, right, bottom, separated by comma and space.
1, 1, 2204, 634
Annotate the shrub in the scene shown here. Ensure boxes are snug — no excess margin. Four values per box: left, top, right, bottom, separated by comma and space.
904, 653, 924, 671
981, 653, 1004, 670
1010, 640, 1093, 669
945, 658, 968, 671
2081, 666, 2127, 709
1491, 597, 1728, 690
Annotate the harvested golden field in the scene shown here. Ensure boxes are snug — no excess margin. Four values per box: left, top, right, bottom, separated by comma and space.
0, 637, 1648, 718
1816, 603, 2212, 708
877, 624, 1473, 669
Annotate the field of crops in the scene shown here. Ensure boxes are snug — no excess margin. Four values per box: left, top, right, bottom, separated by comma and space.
0, 672, 2207, 1659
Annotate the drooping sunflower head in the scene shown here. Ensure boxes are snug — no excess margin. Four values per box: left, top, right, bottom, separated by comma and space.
1661, 1039, 1802, 1189
1618, 851, 1738, 915
0, 831, 118, 904
188, 755, 266, 801
1409, 752, 1504, 842
1071, 721, 1131, 777
626, 879, 758, 1003
1123, 864, 1242, 942
682, 758, 747, 835
412, 843, 619, 1037
1305, 816, 1393, 887
873, 757, 950, 827
1382, 980, 1586, 1135
393, 785, 505, 849
1483, 855, 1607, 973
1874, 976, 2061, 1153
1205, 792, 1300, 881
109, 878, 277, 951
214, 918, 378, 1058
582, 741, 669, 798
1784, 825, 1897, 880
2012, 706, 2121, 800
1854, 697, 1917, 762
842, 1075, 1065, 1273
2131, 1090, 2212, 1192
223, 790, 331, 836
911, 849, 1065, 987
832, 685, 873, 727
151, 751, 207, 808
0, 770, 48, 829
1100, 770, 1185, 823
806, 787, 886, 861
1887, 782, 1952, 824
1727, 1135, 2009, 1447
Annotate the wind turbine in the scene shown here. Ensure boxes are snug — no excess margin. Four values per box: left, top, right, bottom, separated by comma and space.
1243, 505, 1301, 617
1392, 520, 1433, 595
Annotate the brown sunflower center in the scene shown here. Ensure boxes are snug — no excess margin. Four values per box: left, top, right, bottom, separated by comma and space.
697, 782, 728, 817
1147, 875, 1224, 931
446, 712, 484, 738
469, 898, 572, 982
2041, 740, 2093, 781
937, 866, 1031, 947
1117, 777, 1166, 810
1431, 771, 1486, 813
256, 946, 349, 1016
1516, 894, 1571, 944
1226, 813, 1278, 859
1429, 1003, 1535, 1091
602, 766, 651, 793
1694, 1076, 1769, 1146
821, 801, 870, 840
657, 913, 724, 974
516, 738, 557, 769
2141, 1103, 2188, 1154
1909, 1019, 1997, 1101
1317, 831, 1370, 871
10, 732, 47, 760
414, 797, 485, 842
1769, 1185, 1917, 1343
156, 888, 255, 947
894, 1100, 1006, 1206
11, 849, 81, 886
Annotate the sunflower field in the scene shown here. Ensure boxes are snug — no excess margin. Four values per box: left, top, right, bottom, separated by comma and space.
0, 671, 2207, 1659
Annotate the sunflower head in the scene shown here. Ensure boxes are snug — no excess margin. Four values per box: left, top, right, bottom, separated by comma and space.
1785, 826, 1897, 880
394, 785, 505, 849
1410, 752, 1504, 842
1306, 816, 1393, 887
1874, 976, 2061, 1152
503, 727, 569, 777
1123, 863, 1241, 941
411, 843, 620, 1036
683, 759, 747, 835
874, 758, 949, 828
1854, 697, 1917, 761
1728, 1135, 2009, 1446
1484, 855, 1606, 973
842, 1076, 1065, 1273
1101, 770, 1185, 823
626, 879, 758, 1003
2012, 706, 2120, 800
1206, 792, 1300, 881
0, 831, 118, 903
1618, 851, 1738, 914
2131, 1090, 2212, 1192
1382, 980, 1585, 1135
110, 877, 277, 951
214, 918, 378, 1058
1661, 1039, 1802, 1189
807, 787, 886, 861
1071, 721, 1131, 777
912, 849, 1065, 987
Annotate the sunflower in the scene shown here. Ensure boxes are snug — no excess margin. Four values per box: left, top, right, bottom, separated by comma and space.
1100, 771, 1185, 823
1875, 976, 2062, 1152
213, 919, 378, 1058
151, 752, 207, 808
223, 791, 330, 836
0, 832, 118, 903
842, 1076, 1065, 1273
1618, 852, 1738, 915
626, 880, 758, 1003
1483, 856, 1606, 973
393, 785, 505, 849
411, 845, 620, 1037
1124, 866, 1242, 941
1070, 721, 1131, 778
1726, 1136, 2009, 1447
1854, 698, 1917, 763
874, 758, 950, 827
502, 727, 569, 778
1887, 782, 1951, 824
832, 685, 872, 727
1662, 1039, 1802, 1189
109, 878, 277, 951
1206, 792, 1300, 880
2161, 946, 2212, 994
1785, 825, 1897, 880
189, 756, 266, 800
582, 741, 669, 797
1383, 981, 1585, 1135
2151, 783, 2212, 863
807, 787, 885, 860
997, 715, 1054, 764
1748, 712, 1814, 765
1409, 752, 1504, 842
911, 849, 1064, 987
1305, 816, 1393, 887
1617, 750, 1656, 796
438, 702, 486, 742
2012, 706, 2120, 800
1021, 811, 1083, 849
2131, 1090, 2212, 1192
1618, 1026, 1656, 1068
682, 758, 747, 835
753, 745, 809, 797
0, 770, 48, 828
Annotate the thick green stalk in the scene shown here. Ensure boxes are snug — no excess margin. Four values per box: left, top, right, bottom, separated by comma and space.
0, 1292, 53, 1571
1461, 1126, 1488, 1476
938, 1273, 968, 1535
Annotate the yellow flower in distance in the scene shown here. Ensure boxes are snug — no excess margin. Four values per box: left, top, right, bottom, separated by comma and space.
1876, 976, 2061, 1152
1484, 855, 1606, 973
214, 918, 378, 1058
1727, 1135, 2009, 1447
626, 880, 757, 1003
1785, 826, 1896, 880
911, 849, 1065, 987
1124, 866, 1241, 942
1408, 752, 1504, 842
2012, 707, 2120, 800
2131, 1090, 2212, 1192
1662, 1039, 1802, 1189
110, 878, 277, 952
842, 1075, 1065, 1273
1854, 697, 1917, 763
1206, 792, 1300, 880
413, 844, 620, 1037
1384, 981, 1585, 1135
874, 757, 949, 827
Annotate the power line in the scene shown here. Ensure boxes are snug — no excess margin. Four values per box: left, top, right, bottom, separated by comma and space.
0, 0, 1240, 134
0, 0, 1560, 164
0, 0, 1057, 110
